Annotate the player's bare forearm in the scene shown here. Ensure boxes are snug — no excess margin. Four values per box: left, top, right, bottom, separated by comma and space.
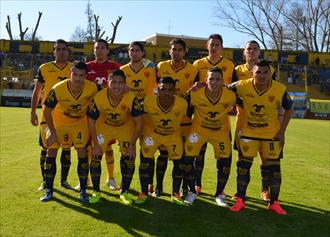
279, 108, 293, 134
130, 115, 143, 145
30, 82, 43, 126
30, 81, 43, 113
44, 106, 56, 134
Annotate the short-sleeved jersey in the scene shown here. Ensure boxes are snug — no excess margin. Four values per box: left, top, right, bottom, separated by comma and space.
143, 95, 188, 144
157, 60, 198, 96
120, 63, 157, 99
37, 61, 73, 108
193, 57, 234, 84
233, 63, 277, 82
232, 79, 292, 139
44, 79, 98, 125
86, 60, 121, 88
87, 90, 143, 134
157, 60, 198, 125
188, 86, 236, 139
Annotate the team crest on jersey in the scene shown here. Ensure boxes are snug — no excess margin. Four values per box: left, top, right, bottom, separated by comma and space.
174, 112, 180, 117
184, 73, 190, 79
208, 111, 219, 118
121, 105, 127, 111
144, 72, 150, 78
132, 80, 142, 88
223, 103, 229, 108
268, 96, 275, 103
253, 104, 265, 112
160, 119, 171, 126
143, 148, 150, 154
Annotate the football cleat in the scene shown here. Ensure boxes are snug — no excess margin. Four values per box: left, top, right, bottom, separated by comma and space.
80, 191, 89, 203
89, 192, 101, 204
106, 178, 118, 190
230, 197, 245, 212
60, 180, 73, 190
184, 192, 197, 205
268, 201, 288, 215
120, 191, 133, 205
171, 193, 187, 206
135, 192, 148, 204
215, 195, 228, 207
40, 189, 53, 202
151, 188, 163, 197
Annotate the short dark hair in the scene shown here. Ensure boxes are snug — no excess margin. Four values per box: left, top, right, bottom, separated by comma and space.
208, 34, 223, 46
73, 61, 87, 74
158, 76, 176, 87
255, 59, 270, 68
110, 69, 126, 82
208, 66, 223, 77
169, 38, 186, 50
96, 39, 109, 49
53, 39, 68, 50
128, 41, 144, 52
245, 40, 260, 49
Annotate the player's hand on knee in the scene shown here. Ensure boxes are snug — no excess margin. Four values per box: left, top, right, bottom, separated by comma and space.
46, 133, 58, 147
126, 143, 136, 160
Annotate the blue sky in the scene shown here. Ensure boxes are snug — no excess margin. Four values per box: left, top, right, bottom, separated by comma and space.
1, 0, 251, 48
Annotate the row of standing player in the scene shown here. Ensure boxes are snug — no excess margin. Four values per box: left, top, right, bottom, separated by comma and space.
30, 35, 291, 215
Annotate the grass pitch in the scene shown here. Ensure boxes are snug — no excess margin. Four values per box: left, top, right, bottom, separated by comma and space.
0, 107, 329, 237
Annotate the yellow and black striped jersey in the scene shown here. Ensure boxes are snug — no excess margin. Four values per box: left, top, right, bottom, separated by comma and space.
231, 79, 292, 139
44, 79, 98, 125
120, 63, 157, 99
193, 57, 234, 84
188, 86, 236, 138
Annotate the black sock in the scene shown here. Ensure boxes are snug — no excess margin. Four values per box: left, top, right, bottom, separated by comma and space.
236, 158, 253, 200
45, 156, 56, 191
156, 149, 168, 191
139, 155, 154, 194
182, 156, 196, 193
90, 155, 102, 192
215, 157, 232, 196
148, 150, 155, 187
268, 159, 282, 204
40, 149, 47, 182
261, 164, 271, 192
120, 155, 135, 193
194, 143, 207, 187
60, 149, 71, 183
78, 157, 89, 193
172, 159, 183, 194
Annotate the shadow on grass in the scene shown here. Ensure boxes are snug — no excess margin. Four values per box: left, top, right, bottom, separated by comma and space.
52, 188, 330, 237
